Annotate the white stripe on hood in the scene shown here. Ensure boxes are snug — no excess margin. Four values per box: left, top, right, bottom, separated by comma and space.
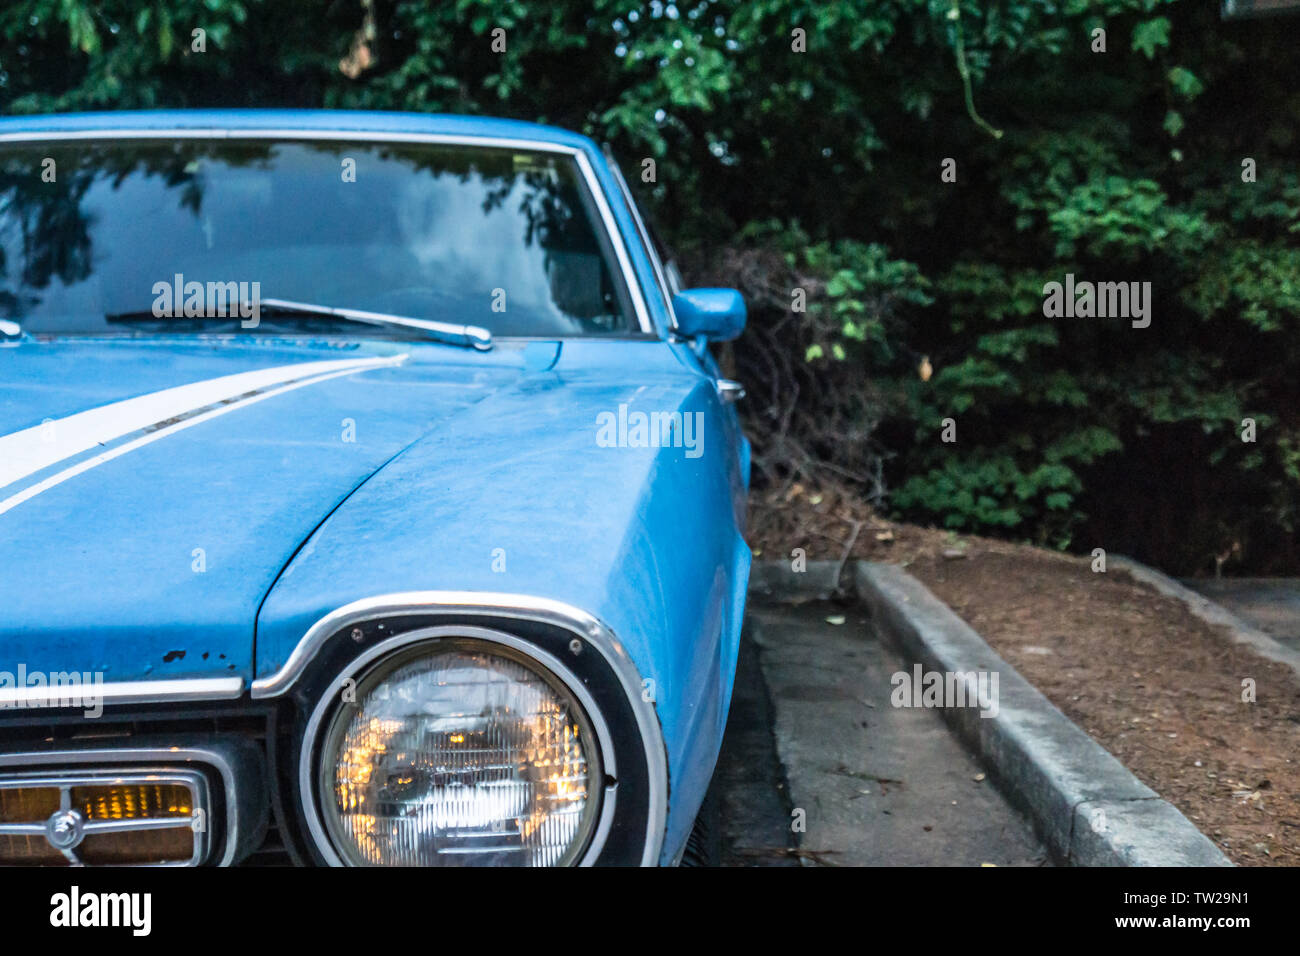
0, 353, 406, 515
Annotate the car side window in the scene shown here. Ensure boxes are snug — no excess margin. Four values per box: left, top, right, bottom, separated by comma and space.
604, 147, 678, 328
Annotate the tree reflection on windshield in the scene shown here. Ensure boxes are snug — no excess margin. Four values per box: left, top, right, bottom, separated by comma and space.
0, 138, 635, 337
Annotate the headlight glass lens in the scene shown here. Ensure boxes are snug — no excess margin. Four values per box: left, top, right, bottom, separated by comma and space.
318, 640, 602, 866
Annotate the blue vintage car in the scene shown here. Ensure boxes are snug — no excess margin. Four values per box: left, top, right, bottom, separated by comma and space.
0, 110, 750, 866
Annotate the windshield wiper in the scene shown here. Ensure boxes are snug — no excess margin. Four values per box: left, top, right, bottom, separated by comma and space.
255, 298, 492, 350
106, 298, 493, 351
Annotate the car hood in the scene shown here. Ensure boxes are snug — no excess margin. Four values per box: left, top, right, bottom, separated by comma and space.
0, 336, 558, 684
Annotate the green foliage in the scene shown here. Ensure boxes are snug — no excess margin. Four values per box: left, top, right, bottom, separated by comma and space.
1130, 16, 1171, 59
4, 0, 1297, 571
802, 237, 932, 363
1046, 177, 1217, 260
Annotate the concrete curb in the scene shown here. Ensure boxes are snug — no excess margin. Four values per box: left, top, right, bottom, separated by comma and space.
1113, 555, 1300, 683
832, 561, 1230, 866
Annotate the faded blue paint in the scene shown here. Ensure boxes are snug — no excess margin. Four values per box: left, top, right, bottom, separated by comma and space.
0, 112, 751, 865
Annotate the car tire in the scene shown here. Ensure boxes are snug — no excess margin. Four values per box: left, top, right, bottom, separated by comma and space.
679, 778, 721, 867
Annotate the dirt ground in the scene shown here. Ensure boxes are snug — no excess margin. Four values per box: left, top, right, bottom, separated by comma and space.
748, 487, 1300, 866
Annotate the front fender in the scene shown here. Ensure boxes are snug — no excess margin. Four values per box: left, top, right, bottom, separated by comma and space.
254, 343, 749, 863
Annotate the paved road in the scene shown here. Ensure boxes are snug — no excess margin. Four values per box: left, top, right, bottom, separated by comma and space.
712, 600, 1050, 866
1181, 578, 1300, 653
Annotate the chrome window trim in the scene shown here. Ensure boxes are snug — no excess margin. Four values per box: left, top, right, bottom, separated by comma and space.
0, 746, 244, 865
0, 676, 244, 708
0, 767, 209, 866
0, 127, 655, 336
253, 590, 667, 867
299, 624, 617, 867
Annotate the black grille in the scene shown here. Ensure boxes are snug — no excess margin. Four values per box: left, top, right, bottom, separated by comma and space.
241, 816, 293, 866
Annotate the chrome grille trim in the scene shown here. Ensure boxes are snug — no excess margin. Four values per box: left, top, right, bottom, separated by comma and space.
0, 676, 244, 708
0, 767, 207, 866
0, 746, 243, 865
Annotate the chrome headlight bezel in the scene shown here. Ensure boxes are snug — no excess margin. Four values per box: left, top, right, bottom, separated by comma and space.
299, 624, 617, 867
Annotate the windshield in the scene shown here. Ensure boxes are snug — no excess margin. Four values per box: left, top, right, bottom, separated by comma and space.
0, 137, 639, 338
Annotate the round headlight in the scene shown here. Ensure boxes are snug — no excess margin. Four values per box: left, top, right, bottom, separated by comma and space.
314, 638, 604, 866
